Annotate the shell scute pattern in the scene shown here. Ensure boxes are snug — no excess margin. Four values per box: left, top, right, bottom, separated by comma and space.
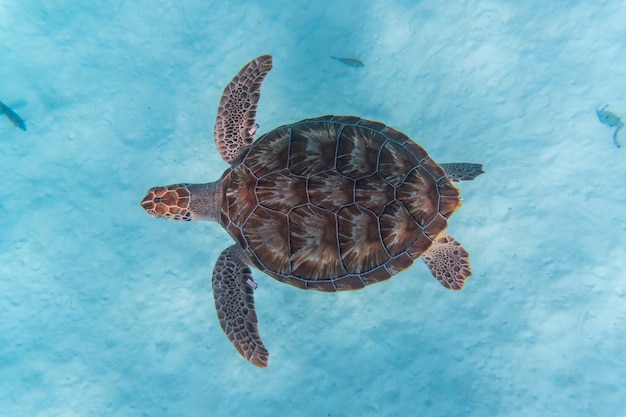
222, 116, 461, 291
257, 170, 308, 211
356, 118, 387, 132
421, 157, 447, 180
309, 172, 355, 211
336, 125, 380, 179
397, 167, 438, 226
243, 126, 290, 177
355, 174, 395, 215
331, 115, 360, 125
407, 233, 434, 258
288, 122, 339, 176
386, 252, 415, 275
423, 213, 448, 239
378, 140, 416, 185
290, 204, 346, 279
361, 265, 392, 286
334, 275, 366, 291
381, 125, 411, 145
337, 204, 389, 274
242, 206, 291, 275
380, 201, 423, 256
225, 164, 258, 226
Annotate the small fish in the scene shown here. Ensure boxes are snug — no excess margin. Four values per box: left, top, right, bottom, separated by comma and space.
330, 56, 364, 68
0, 100, 27, 131
596, 104, 623, 148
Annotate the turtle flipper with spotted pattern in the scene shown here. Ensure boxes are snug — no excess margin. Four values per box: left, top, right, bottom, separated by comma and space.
140, 55, 484, 367
213, 245, 269, 367
214, 54, 273, 163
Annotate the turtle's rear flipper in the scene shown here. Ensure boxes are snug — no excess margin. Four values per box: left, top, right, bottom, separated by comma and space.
422, 234, 472, 290
212, 244, 269, 367
439, 163, 484, 182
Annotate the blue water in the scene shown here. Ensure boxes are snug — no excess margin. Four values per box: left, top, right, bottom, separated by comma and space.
2, 1, 625, 416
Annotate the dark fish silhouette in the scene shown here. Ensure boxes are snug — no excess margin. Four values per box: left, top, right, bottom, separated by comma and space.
0, 100, 27, 131
596, 104, 622, 148
330, 56, 364, 68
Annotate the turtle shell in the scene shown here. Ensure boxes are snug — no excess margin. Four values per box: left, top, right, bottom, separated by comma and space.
219, 115, 461, 292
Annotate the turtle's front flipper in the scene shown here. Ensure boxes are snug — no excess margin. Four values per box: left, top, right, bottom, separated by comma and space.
212, 244, 269, 367
422, 234, 472, 290
439, 163, 484, 182
214, 55, 273, 164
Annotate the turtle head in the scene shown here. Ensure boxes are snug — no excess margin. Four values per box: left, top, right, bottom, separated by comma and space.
141, 184, 194, 221
141, 182, 221, 222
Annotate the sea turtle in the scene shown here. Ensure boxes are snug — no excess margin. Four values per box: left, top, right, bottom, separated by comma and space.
141, 55, 484, 367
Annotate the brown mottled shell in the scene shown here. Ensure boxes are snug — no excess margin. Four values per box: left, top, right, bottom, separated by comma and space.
219, 115, 461, 292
